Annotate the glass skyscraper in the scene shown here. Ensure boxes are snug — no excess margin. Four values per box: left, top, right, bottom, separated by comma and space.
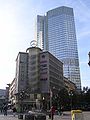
35, 6, 81, 90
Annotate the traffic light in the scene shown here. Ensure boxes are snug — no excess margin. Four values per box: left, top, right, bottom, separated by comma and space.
88, 52, 90, 66
88, 61, 90, 66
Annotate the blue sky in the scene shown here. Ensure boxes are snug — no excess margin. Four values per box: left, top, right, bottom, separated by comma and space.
0, 0, 90, 89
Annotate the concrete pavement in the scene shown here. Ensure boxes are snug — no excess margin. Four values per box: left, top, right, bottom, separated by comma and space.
0, 114, 18, 120
83, 111, 90, 120
0, 112, 71, 120
0, 113, 71, 120
0, 111, 90, 120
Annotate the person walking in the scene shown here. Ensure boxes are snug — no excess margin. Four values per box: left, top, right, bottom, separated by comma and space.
3, 104, 8, 116
0, 106, 3, 113
12, 106, 17, 117
57, 106, 61, 115
50, 106, 55, 120
61, 105, 64, 116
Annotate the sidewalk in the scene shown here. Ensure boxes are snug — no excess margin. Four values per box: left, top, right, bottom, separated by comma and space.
46, 111, 71, 120
0, 115, 71, 120
0, 114, 18, 120
0, 111, 90, 120
0, 112, 71, 120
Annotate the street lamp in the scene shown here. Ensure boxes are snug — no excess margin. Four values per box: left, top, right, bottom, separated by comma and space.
69, 91, 73, 110
50, 87, 55, 108
42, 97, 45, 110
19, 90, 27, 113
50, 89, 53, 109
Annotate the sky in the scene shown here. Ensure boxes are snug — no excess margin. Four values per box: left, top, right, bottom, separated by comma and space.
0, 0, 90, 89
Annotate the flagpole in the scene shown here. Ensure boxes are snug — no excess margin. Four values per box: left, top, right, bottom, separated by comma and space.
50, 89, 52, 120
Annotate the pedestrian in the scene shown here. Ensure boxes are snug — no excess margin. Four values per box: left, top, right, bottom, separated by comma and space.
3, 104, 8, 116
12, 106, 17, 117
49, 106, 55, 120
0, 106, 3, 113
61, 106, 64, 116
57, 107, 61, 115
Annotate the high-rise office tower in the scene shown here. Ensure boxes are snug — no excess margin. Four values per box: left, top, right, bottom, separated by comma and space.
35, 6, 81, 90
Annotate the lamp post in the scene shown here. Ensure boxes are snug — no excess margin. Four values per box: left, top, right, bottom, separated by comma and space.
50, 89, 52, 109
69, 91, 73, 110
19, 90, 26, 113
49, 89, 53, 120
50, 87, 55, 108
50, 87, 56, 120
42, 97, 45, 110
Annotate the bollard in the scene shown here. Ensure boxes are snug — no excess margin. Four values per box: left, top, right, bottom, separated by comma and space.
18, 114, 23, 119
25, 114, 34, 120
25, 112, 46, 120
71, 110, 84, 120
35, 113, 46, 120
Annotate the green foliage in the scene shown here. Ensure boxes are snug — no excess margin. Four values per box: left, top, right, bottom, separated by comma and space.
51, 87, 90, 110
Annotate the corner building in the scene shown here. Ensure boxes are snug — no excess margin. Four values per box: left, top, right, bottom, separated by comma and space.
15, 47, 64, 109
35, 6, 81, 91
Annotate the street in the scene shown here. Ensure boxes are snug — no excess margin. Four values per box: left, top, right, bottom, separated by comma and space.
0, 111, 90, 120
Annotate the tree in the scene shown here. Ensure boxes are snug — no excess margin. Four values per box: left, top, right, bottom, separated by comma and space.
55, 88, 70, 110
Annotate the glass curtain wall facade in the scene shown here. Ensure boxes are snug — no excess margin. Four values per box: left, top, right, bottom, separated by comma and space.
35, 15, 44, 49
35, 6, 81, 90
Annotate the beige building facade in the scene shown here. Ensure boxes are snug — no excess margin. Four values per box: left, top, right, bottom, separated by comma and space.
10, 47, 64, 111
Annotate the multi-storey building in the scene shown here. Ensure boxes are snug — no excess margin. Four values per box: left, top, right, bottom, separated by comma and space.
40, 51, 64, 93
9, 78, 16, 106
0, 89, 6, 110
35, 6, 81, 91
15, 52, 28, 93
64, 77, 77, 92
15, 47, 64, 110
